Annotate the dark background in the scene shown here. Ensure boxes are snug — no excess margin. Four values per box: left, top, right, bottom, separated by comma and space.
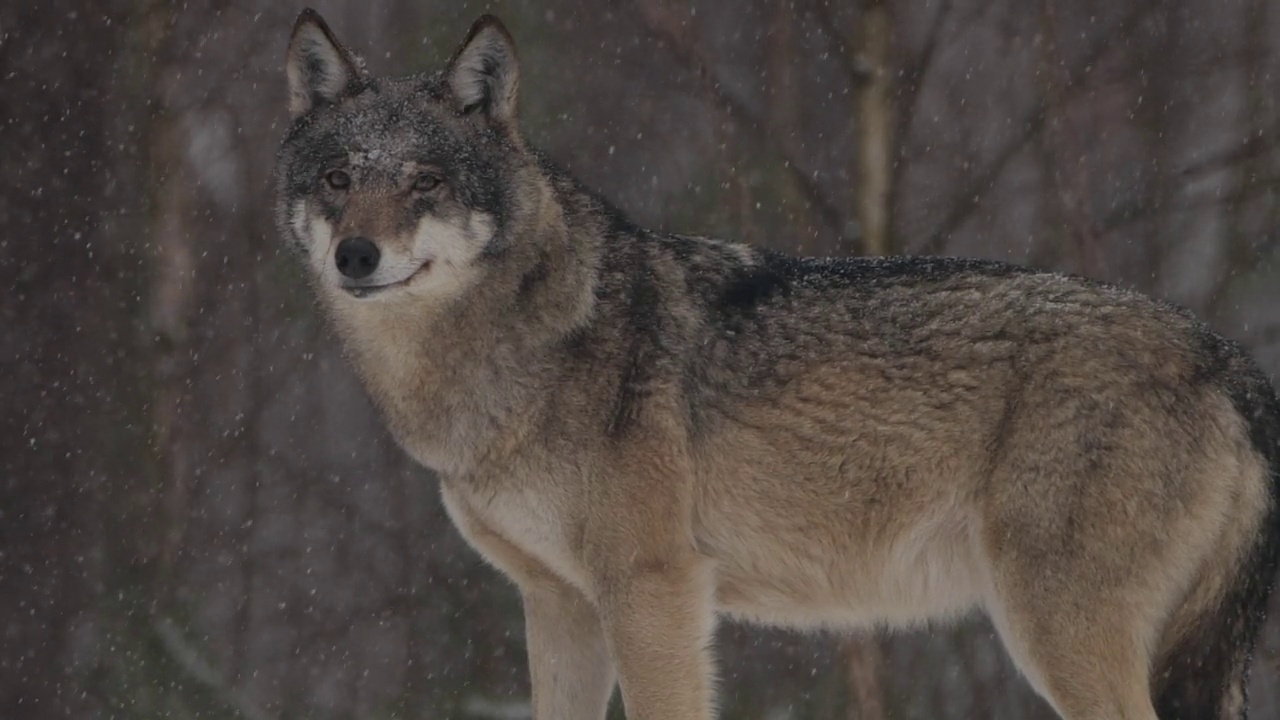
4, 0, 1280, 718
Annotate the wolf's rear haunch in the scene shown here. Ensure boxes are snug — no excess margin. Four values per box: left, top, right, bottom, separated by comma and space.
274, 8, 1280, 720
1150, 355, 1280, 720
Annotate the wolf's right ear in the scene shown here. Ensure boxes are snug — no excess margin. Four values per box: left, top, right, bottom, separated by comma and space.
286, 9, 364, 119
447, 16, 519, 126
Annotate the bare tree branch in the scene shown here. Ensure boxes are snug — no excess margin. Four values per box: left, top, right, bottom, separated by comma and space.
912, 105, 1047, 255
152, 618, 275, 720
1178, 122, 1280, 178
890, 0, 954, 155
809, 1, 870, 88
1101, 174, 1280, 233
1040, 0, 1104, 275
1205, 225, 1280, 323
913, 0, 1161, 255
630, 0, 856, 251
879, 0, 954, 257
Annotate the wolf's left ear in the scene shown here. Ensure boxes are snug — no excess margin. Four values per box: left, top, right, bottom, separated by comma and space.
286, 9, 365, 119
447, 16, 519, 125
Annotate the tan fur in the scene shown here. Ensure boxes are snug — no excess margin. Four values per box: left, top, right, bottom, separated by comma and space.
277, 12, 1280, 720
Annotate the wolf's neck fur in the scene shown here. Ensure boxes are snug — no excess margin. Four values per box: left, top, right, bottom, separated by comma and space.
326, 164, 600, 478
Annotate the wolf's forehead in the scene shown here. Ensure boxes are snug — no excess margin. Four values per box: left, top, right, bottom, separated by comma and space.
347, 147, 404, 170
335, 105, 456, 164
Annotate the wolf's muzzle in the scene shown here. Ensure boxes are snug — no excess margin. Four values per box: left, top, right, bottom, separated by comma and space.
335, 236, 380, 279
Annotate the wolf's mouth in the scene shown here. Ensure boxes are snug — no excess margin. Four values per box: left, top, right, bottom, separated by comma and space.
343, 261, 432, 299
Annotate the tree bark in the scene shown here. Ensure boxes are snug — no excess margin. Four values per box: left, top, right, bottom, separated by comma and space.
854, 0, 894, 257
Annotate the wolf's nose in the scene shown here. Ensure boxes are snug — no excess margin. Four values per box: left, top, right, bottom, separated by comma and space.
335, 237, 380, 279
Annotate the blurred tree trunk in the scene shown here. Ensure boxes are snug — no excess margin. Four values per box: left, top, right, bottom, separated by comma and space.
767, 0, 799, 144
841, 1, 893, 718
0, 2, 159, 717
854, 0, 894, 258
1039, 0, 1103, 277
3, 1, 1278, 718
150, 105, 197, 606
844, 635, 887, 720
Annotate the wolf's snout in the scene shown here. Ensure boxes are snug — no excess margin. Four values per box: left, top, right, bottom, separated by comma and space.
335, 237, 380, 279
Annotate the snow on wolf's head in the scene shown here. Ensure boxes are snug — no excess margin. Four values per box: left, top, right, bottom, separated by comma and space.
275, 9, 533, 309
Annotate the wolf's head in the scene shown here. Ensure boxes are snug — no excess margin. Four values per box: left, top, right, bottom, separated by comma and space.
275, 10, 539, 309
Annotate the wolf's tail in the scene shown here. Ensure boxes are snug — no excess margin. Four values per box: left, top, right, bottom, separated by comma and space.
1153, 382, 1280, 720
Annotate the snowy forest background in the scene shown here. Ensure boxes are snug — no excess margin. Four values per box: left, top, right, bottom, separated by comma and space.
5, 0, 1280, 718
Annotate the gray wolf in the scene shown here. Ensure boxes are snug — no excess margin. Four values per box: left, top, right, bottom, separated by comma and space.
274, 9, 1280, 720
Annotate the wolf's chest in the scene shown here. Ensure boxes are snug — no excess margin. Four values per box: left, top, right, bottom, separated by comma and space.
439, 480, 592, 593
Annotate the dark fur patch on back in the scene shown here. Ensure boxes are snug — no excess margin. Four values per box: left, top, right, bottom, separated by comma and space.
708, 252, 795, 337
718, 260, 793, 315
794, 254, 1036, 290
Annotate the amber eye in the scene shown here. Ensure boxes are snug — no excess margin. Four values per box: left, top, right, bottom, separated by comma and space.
324, 169, 350, 190
412, 173, 442, 193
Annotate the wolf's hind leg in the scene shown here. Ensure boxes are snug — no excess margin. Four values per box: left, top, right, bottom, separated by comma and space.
982, 557, 1162, 720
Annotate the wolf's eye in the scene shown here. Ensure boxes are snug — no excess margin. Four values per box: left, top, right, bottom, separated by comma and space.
324, 169, 351, 190
412, 173, 442, 193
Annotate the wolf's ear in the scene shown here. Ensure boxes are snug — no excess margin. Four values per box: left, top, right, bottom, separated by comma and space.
286, 9, 364, 119
447, 16, 519, 125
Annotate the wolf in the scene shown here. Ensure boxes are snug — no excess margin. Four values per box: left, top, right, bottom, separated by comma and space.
275, 9, 1280, 720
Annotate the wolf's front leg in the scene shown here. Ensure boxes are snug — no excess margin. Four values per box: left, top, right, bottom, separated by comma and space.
521, 579, 616, 720
597, 555, 717, 720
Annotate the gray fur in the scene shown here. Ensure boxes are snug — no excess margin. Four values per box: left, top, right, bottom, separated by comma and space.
276, 11, 1280, 720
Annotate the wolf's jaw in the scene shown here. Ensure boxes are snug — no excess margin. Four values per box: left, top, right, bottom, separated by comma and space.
342, 260, 432, 299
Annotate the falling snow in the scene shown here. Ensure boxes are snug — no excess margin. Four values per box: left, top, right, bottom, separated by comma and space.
5, 2, 1280, 720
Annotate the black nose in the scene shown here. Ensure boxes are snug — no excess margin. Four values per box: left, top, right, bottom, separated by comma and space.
335, 237, 380, 279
